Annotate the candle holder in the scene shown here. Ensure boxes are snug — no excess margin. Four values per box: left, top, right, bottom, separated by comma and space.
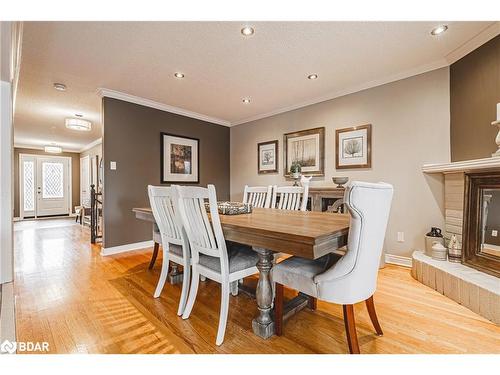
492, 119, 500, 157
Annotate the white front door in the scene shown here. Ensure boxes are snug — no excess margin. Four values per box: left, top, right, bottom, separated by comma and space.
80, 155, 90, 207
35, 156, 70, 217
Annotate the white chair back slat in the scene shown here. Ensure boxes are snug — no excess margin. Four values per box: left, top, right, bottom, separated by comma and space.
174, 185, 228, 262
242, 185, 272, 208
148, 186, 182, 244
271, 177, 310, 212
199, 197, 217, 249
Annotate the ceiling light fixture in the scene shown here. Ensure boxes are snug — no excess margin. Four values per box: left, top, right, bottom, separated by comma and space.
53, 83, 67, 91
241, 26, 255, 36
44, 145, 62, 154
65, 118, 92, 131
174, 72, 185, 78
242, 98, 251, 104
307, 74, 318, 80
431, 25, 448, 36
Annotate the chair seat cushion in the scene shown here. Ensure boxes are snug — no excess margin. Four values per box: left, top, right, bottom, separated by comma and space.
272, 253, 341, 297
199, 242, 258, 274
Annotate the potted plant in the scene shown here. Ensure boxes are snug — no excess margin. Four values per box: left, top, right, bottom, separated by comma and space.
290, 161, 302, 179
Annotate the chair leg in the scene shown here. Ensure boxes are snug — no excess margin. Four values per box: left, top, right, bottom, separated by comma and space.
365, 295, 383, 336
149, 242, 160, 270
177, 261, 191, 316
274, 283, 284, 336
307, 296, 317, 310
342, 304, 360, 354
216, 281, 230, 346
230, 280, 238, 296
153, 246, 169, 298
182, 270, 200, 319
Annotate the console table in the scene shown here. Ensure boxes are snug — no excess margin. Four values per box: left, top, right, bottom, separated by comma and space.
308, 186, 345, 212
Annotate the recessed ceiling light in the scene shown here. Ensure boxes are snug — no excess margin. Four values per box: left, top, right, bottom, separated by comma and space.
174, 72, 185, 79
44, 145, 62, 154
307, 74, 318, 80
53, 83, 67, 91
431, 25, 448, 36
242, 98, 251, 104
241, 26, 255, 37
65, 118, 92, 131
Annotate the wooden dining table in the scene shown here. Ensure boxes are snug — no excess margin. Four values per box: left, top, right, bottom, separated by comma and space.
133, 206, 350, 339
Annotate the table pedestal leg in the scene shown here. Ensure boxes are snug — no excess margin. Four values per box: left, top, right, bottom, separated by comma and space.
251, 247, 275, 339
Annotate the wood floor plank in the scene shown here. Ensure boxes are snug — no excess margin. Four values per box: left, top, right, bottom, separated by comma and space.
13, 218, 500, 354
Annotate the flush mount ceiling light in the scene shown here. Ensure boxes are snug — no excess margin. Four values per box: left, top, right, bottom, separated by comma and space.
53, 83, 67, 91
431, 25, 448, 36
242, 98, 251, 104
65, 118, 92, 131
241, 26, 255, 36
174, 72, 185, 78
44, 145, 62, 154
307, 74, 318, 80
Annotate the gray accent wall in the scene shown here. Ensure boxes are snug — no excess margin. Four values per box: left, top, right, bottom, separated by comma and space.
102, 97, 230, 249
450, 34, 500, 162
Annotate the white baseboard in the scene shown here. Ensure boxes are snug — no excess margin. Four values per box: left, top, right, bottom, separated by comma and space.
385, 254, 412, 268
0, 282, 16, 348
101, 240, 154, 256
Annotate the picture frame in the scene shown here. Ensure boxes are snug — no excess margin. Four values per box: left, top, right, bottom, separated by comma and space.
284, 127, 325, 177
160, 132, 199, 183
257, 140, 279, 174
335, 124, 372, 169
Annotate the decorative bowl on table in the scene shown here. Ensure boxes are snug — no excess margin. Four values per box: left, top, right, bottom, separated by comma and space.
332, 176, 349, 188
205, 201, 253, 215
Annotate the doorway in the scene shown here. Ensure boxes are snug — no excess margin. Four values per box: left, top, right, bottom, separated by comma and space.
19, 154, 72, 218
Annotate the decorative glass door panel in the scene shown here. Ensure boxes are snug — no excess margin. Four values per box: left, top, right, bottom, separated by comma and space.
36, 157, 70, 217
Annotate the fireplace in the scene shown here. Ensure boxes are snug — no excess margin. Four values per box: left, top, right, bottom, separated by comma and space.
463, 172, 500, 277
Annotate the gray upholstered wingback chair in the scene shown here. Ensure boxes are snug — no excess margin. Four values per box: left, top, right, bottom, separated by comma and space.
272, 181, 393, 354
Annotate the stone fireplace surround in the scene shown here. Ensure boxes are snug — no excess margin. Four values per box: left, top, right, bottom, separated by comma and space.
418, 157, 500, 325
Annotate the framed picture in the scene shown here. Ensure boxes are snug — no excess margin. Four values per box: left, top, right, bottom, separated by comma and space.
161, 132, 199, 183
335, 124, 372, 169
284, 127, 325, 177
257, 140, 278, 174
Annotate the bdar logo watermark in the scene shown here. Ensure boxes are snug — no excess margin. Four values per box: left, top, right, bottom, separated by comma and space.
0, 340, 49, 354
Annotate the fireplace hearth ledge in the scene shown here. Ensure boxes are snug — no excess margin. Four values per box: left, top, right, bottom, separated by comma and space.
412, 251, 499, 324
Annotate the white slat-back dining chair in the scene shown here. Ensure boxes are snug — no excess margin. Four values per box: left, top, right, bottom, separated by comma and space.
174, 184, 259, 345
147, 185, 191, 316
272, 181, 393, 354
271, 176, 311, 211
242, 185, 272, 208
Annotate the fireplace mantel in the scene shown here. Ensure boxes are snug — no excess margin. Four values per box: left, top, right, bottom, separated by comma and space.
422, 157, 500, 174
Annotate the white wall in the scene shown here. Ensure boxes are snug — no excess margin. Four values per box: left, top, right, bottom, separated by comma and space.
230, 68, 450, 259
0, 22, 14, 284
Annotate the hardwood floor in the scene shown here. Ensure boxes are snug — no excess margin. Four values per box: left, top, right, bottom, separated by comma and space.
14, 218, 500, 354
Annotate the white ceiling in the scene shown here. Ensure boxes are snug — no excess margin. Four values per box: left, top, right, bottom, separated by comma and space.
14, 21, 498, 152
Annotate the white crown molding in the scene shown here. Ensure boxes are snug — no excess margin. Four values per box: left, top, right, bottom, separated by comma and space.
101, 240, 153, 256
422, 157, 500, 174
445, 22, 500, 65
78, 138, 102, 153
231, 58, 448, 126
97, 88, 231, 127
